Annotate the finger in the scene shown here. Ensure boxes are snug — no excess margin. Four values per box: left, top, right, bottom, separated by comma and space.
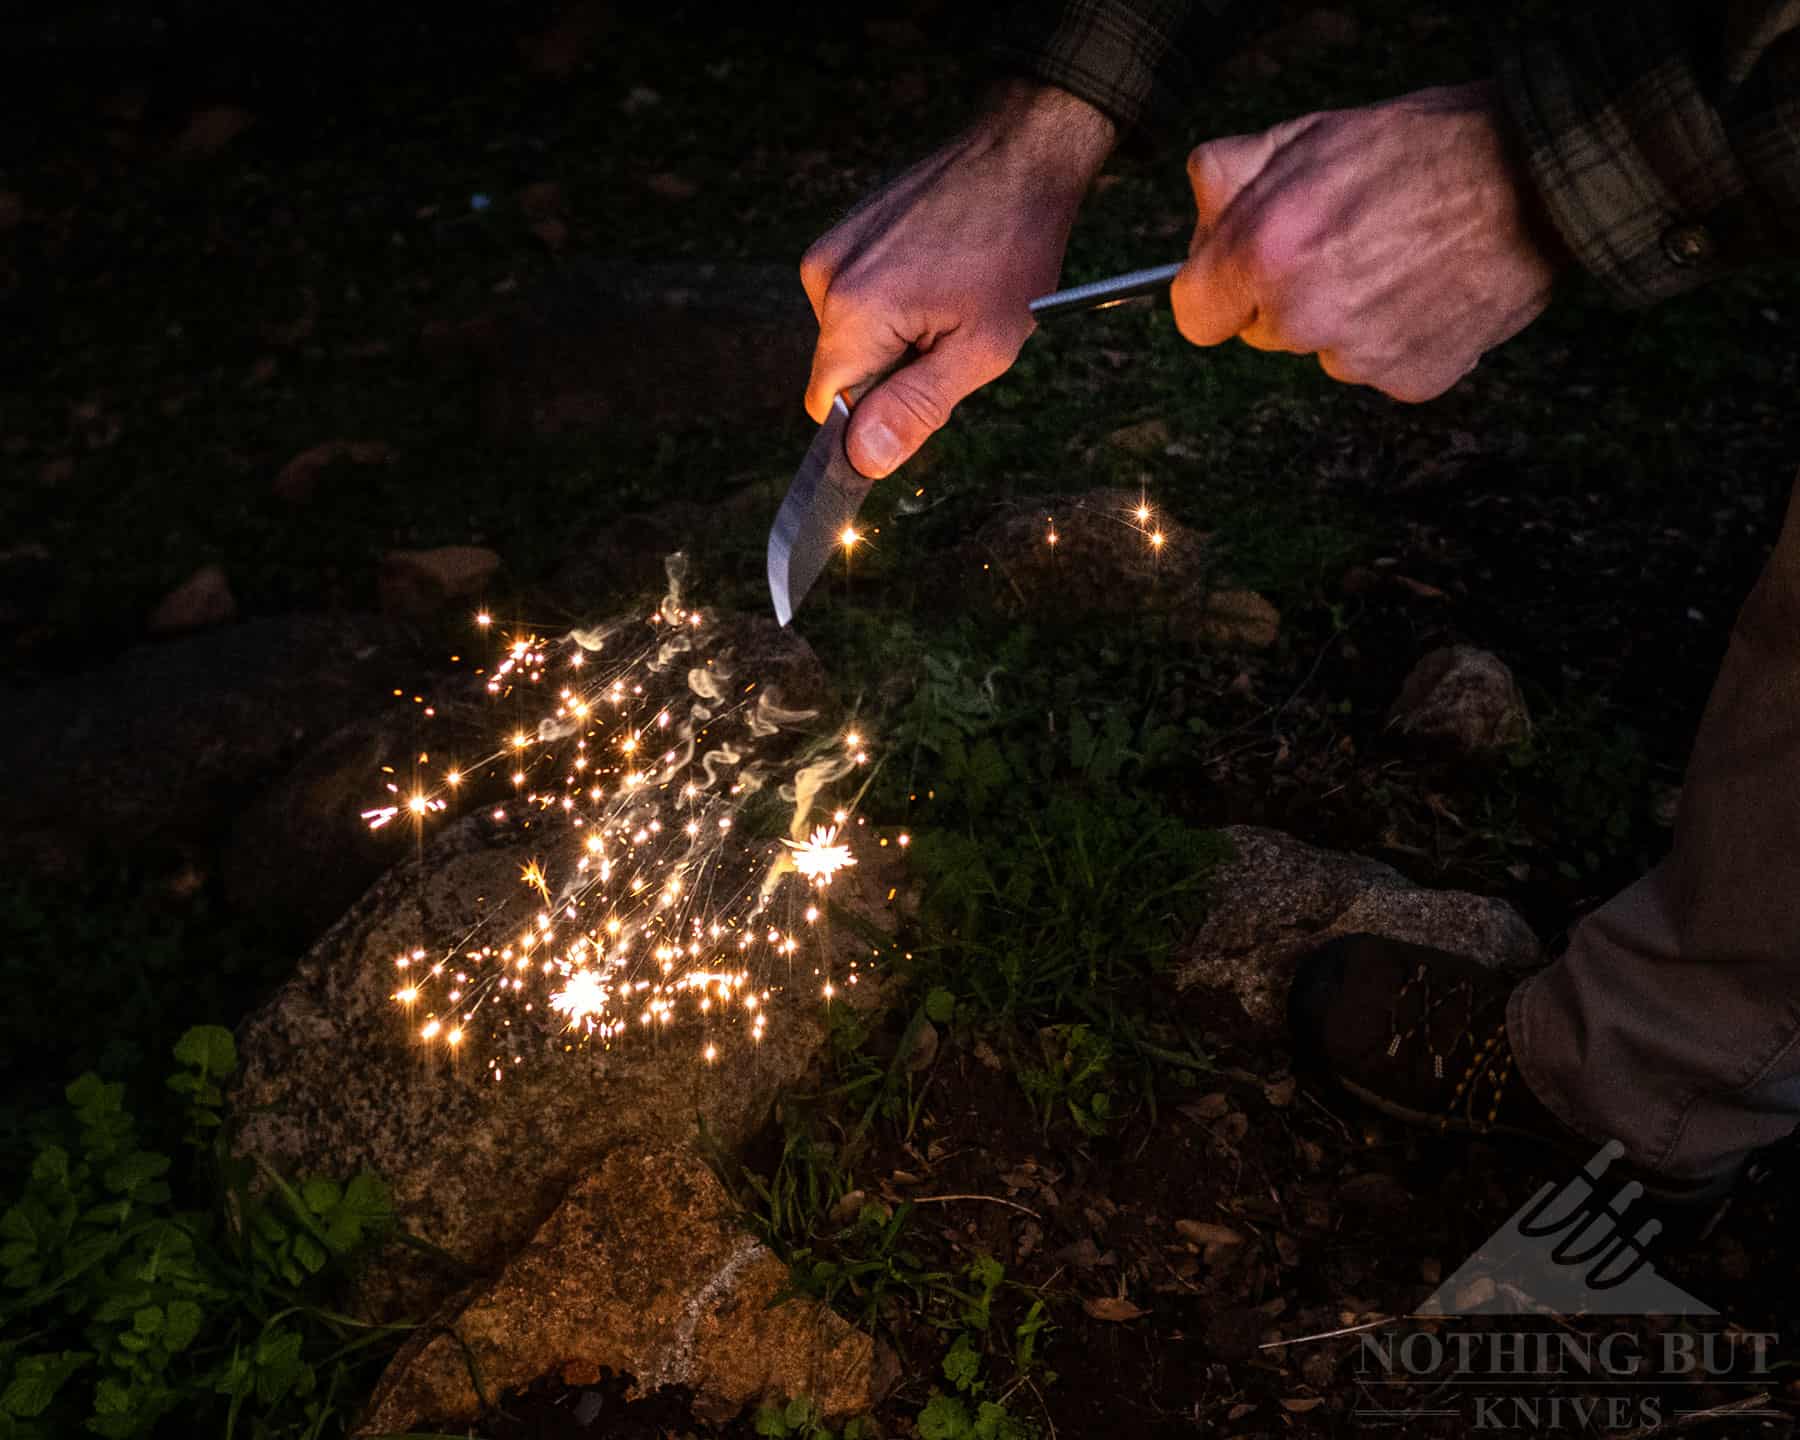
845, 323, 1027, 479
1378, 364, 1469, 405
1185, 129, 1283, 233
799, 237, 841, 320
1316, 349, 1371, 387
803, 292, 911, 424
1171, 232, 1259, 349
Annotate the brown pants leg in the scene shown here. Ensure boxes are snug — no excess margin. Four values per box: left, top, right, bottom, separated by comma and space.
1510, 469, 1800, 1182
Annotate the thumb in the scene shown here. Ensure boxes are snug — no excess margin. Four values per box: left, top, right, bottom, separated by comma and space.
1170, 128, 1286, 348
844, 324, 1025, 479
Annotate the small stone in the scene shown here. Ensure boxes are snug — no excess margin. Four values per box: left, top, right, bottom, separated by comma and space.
517, 0, 614, 76
647, 172, 699, 200
1387, 644, 1531, 753
148, 564, 235, 634
1194, 589, 1280, 650
530, 217, 569, 253
273, 439, 395, 503
1105, 418, 1170, 456
378, 546, 502, 617
517, 181, 566, 220
173, 105, 254, 157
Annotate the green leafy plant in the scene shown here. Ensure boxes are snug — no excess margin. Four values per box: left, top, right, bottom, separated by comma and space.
0, 1026, 406, 1439
752, 1394, 875, 1439
907, 1256, 1050, 1440
1015, 1025, 1116, 1136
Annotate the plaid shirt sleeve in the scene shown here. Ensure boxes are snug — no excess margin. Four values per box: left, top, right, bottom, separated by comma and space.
1499, 1, 1800, 305
986, 0, 1237, 140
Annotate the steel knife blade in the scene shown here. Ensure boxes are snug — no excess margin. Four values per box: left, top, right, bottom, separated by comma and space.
767, 260, 1181, 626
766, 392, 865, 628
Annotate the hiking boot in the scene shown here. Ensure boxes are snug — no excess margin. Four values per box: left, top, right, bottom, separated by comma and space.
1288, 932, 1736, 1211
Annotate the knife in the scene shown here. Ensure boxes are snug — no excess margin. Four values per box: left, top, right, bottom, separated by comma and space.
767, 261, 1184, 626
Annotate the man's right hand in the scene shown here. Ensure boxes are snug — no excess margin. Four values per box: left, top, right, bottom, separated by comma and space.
801, 82, 1116, 479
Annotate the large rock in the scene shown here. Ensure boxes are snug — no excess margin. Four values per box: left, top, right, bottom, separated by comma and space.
233, 590, 899, 1324
0, 615, 415, 874
953, 489, 1279, 649
1387, 645, 1531, 754
1177, 827, 1541, 1028
220, 701, 482, 940
360, 1141, 890, 1433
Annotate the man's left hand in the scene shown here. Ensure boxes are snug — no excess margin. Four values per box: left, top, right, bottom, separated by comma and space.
1172, 81, 1567, 403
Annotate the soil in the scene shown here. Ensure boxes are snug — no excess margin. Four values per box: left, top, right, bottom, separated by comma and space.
7, 0, 1800, 1435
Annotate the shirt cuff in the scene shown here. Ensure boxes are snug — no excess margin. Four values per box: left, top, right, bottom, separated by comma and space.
987, 1, 1202, 142
1497, 9, 1752, 308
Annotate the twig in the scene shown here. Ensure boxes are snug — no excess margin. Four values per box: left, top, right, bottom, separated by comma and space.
1619, 1392, 1783, 1439
1300, 1086, 1355, 1141
910, 1193, 1041, 1219
1260, 1314, 1410, 1350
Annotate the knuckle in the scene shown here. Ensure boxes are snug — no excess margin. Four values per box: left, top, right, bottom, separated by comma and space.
883, 375, 952, 432
969, 323, 1028, 378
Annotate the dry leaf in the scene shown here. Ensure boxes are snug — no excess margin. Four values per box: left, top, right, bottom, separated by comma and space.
647, 172, 699, 200
1175, 1221, 1244, 1249
1281, 1397, 1325, 1413
1083, 1296, 1146, 1323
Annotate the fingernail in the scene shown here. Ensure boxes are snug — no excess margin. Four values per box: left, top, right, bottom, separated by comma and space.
858, 421, 903, 477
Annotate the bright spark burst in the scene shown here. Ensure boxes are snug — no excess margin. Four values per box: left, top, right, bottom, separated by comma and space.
365, 567, 872, 1075
782, 825, 857, 886
550, 969, 609, 1026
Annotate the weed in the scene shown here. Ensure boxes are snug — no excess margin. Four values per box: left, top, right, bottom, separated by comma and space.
0, 1027, 408, 1439
752, 1395, 876, 1439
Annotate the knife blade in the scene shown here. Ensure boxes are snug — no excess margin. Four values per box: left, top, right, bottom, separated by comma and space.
768, 261, 1183, 626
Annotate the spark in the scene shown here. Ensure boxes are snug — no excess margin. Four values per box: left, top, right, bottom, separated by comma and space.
550, 970, 609, 1027
839, 526, 860, 549
782, 825, 856, 885
368, 578, 882, 1067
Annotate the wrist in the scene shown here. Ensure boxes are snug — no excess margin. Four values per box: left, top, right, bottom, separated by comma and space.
972, 79, 1117, 203
1468, 76, 1574, 274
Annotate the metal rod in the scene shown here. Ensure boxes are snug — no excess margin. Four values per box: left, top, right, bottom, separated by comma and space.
1028, 261, 1184, 319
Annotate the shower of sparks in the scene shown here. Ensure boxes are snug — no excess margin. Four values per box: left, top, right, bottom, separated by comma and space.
782, 824, 857, 886
364, 563, 875, 1077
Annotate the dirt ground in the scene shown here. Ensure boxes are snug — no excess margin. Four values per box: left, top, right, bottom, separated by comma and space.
6, 1, 1800, 1436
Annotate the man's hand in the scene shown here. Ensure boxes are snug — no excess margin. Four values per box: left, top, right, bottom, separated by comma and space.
1173, 81, 1566, 403
802, 83, 1115, 479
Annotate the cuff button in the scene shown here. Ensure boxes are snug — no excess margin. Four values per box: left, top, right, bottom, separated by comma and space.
1662, 222, 1715, 267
